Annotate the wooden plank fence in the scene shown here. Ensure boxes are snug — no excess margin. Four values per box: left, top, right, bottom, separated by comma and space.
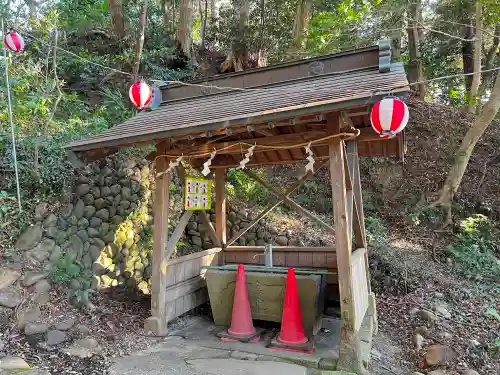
164, 247, 221, 322
351, 248, 369, 331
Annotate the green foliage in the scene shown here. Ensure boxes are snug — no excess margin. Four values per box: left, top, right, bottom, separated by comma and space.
294, 179, 332, 214
227, 169, 271, 204
49, 256, 82, 284
485, 308, 500, 350
364, 214, 389, 248
0, 191, 17, 228
446, 215, 500, 280
407, 206, 442, 227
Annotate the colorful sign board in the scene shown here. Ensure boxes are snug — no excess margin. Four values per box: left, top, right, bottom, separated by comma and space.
185, 177, 212, 210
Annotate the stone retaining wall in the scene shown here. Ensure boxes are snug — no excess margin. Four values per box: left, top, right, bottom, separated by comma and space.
15, 156, 299, 307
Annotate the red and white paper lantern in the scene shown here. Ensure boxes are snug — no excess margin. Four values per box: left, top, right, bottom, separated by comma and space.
3, 32, 24, 52
370, 97, 409, 139
129, 81, 152, 109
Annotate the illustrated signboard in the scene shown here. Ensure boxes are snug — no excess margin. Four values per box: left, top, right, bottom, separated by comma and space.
185, 177, 212, 210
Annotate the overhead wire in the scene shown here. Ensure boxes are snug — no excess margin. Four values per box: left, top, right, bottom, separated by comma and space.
18, 29, 500, 99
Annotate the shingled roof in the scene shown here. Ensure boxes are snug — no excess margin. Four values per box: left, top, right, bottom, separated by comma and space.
67, 43, 409, 155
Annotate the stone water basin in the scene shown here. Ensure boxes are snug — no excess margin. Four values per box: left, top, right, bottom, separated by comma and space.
205, 266, 328, 337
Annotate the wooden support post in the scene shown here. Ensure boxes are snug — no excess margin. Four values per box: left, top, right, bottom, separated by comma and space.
144, 141, 171, 337
215, 169, 227, 249
327, 113, 368, 375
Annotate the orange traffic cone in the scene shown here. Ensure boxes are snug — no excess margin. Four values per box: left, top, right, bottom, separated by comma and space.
217, 264, 261, 343
268, 268, 314, 352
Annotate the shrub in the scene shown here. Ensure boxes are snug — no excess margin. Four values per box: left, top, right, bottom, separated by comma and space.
446, 214, 500, 280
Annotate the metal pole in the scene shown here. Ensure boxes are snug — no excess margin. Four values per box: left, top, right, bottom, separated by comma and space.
2, 19, 22, 212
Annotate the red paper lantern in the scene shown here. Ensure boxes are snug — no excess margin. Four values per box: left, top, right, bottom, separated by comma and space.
129, 81, 152, 109
3, 32, 24, 52
370, 98, 409, 139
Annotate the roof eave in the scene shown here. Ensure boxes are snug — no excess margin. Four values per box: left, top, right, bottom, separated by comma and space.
67, 87, 410, 153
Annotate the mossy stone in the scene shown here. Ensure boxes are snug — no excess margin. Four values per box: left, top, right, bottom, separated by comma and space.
92, 238, 105, 249
91, 186, 101, 198
87, 227, 99, 237
77, 230, 89, 242
99, 222, 110, 237
94, 209, 109, 221
110, 184, 121, 195
72, 199, 85, 219
83, 206, 96, 219
112, 215, 123, 225
83, 194, 94, 205
103, 232, 115, 244
89, 246, 101, 261
77, 218, 90, 230
90, 217, 102, 228
94, 198, 106, 209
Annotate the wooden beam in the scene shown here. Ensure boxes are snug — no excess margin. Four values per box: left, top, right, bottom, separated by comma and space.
168, 130, 329, 157
145, 141, 171, 337
168, 127, 382, 158
215, 169, 227, 248
226, 160, 329, 246
226, 246, 336, 252
199, 211, 221, 247
210, 156, 329, 168
327, 113, 367, 374
165, 210, 193, 259
243, 170, 335, 233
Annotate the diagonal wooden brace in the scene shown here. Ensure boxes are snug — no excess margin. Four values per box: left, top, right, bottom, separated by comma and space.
242, 169, 335, 233
226, 160, 329, 246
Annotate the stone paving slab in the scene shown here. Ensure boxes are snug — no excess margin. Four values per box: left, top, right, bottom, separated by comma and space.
108, 337, 310, 375
109, 316, 342, 375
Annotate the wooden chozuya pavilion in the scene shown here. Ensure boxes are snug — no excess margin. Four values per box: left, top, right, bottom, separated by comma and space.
67, 40, 409, 374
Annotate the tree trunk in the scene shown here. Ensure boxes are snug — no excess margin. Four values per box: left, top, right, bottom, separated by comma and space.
468, 2, 483, 113
407, 0, 425, 99
24, 0, 37, 19
223, 0, 249, 72
199, 0, 208, 50
133, 0, 148, 80
477, 23, 500, 99
109, 0, 127, 39
462, 6, 475, 93
436, 74, 500, 207
291, 0, 312, 50
257, 0, 266, 67
210, 0, 217, 24
234, 0, 249, 70
162, 0, 171, 37
177, 0, 193, 58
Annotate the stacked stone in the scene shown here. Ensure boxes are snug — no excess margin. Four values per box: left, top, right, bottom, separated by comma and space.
184, 207, 295, 248
16, 156, 302, 307
16, 158, 167, 303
